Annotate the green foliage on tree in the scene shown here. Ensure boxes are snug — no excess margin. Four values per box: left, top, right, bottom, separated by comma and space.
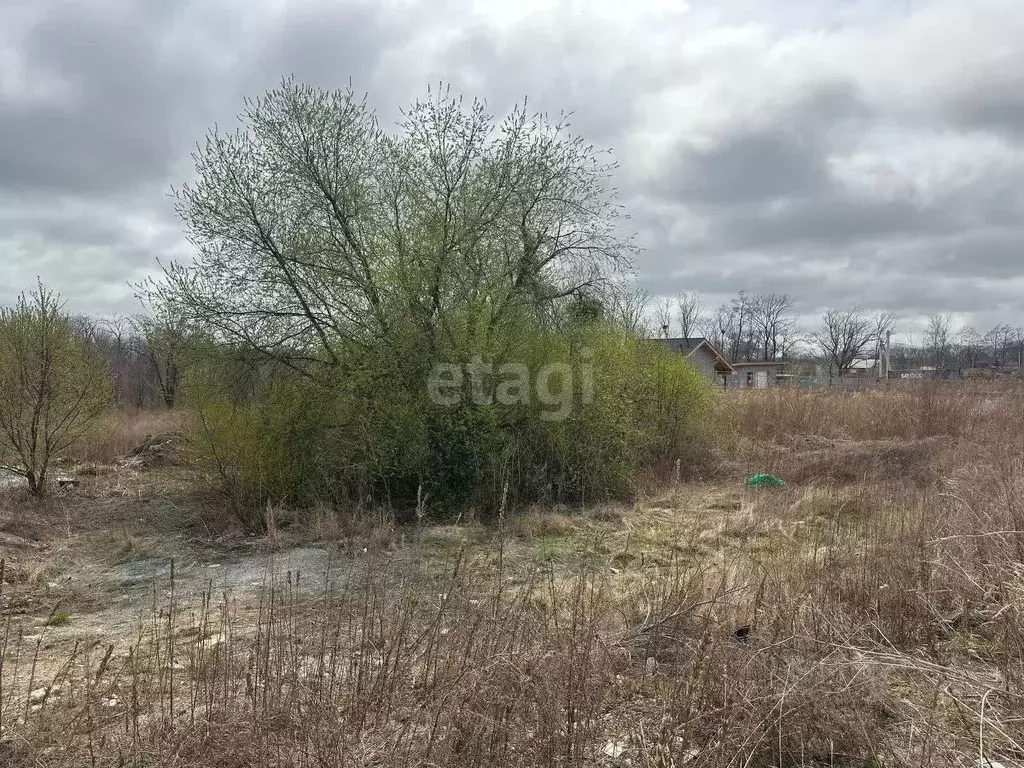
143, 80, 710, 524
183, 323, 710, 526
0, 283, 113, 495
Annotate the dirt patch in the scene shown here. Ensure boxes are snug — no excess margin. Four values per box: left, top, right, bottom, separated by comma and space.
7, 544, 375, 654
104, 546, 361, 595
126, 431, 189, 469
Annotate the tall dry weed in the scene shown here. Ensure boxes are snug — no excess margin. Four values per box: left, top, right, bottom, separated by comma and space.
717, 381, 1012, 445
65, 408, 189, 465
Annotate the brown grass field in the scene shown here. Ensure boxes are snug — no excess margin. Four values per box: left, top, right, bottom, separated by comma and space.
0, 382, 1022, 767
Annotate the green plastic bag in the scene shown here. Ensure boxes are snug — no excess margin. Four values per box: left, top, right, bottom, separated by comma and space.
745, 473, 786, 488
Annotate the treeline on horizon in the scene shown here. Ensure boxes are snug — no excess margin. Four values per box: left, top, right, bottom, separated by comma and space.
32, 290, 1024, 418
16, 288, 1020, 417
637, 288, 1024, 372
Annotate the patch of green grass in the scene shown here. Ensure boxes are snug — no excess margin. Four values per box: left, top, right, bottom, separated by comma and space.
47, 611, 71, 627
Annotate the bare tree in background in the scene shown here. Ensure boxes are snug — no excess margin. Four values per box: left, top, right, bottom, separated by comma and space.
813, 307, 877, 383
654, 297, 673, 338
1001, 326, 1024, 370
750, 292, 795, 361
925, 313, 953, 370
984, 324, 1014, 368
134, 310, 191, 409
697, 291, 793, 362
676, 291, 702, 340
607, 285, 652, 336
68, 314, 98, 344
729, 291, 751, 362
700, 303, 734, 358
957, 325, 983, 370
98, 315, 141, 406
776, 326, 805, 363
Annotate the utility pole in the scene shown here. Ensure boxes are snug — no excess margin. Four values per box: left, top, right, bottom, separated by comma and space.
884, 330, 892, 383
876, 337, 882, 382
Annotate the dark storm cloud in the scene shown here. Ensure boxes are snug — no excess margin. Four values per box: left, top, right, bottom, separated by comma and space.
715, 196, 962, 250
436, 14, 663, 149
0, 206, 123, 249
637, 77, 971, 261
645, 79, 936, 250
0, 0, 403, 197
631, 42, 1024, 328
913, 228, 1024, 279
0, 0, 411, 311
948, 83, 1024, 143
2, 1, 209, 195
669, 129, 828, 206
3, 0, 1024, 331
658, 81, 867, 206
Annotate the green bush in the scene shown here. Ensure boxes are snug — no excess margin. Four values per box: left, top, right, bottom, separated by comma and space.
0, 284, 112, 495
184, 322, 711, 527
145, 80, 714, 527
509, 325, 712, 502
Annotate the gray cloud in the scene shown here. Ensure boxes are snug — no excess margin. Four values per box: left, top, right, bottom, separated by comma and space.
716, 197, 962, 250
658, 81, 867, 207
3, 2, 205, 196
2, 0, 1024, 338
948, 79, 1024, 142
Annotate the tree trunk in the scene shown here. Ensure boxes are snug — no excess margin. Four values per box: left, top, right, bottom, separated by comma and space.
26, 470, 39, 496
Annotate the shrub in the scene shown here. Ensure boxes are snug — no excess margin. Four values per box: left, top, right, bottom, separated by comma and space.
184, 322, 711, 526
142, 79, 710, 524
0, 283, 113, 495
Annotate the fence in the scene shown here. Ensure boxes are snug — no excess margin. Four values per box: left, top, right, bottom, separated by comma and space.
737, 372, 1022, 392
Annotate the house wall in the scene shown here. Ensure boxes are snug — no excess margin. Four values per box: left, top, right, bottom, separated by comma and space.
688, 348, 719, 384
726, 365, 784, 389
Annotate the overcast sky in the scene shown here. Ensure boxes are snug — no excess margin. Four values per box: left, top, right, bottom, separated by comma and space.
3, 0, 1024, 338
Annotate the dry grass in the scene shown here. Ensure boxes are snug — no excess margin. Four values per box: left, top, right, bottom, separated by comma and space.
66, 408, 190, 465
716, 380, 1023, 444
0, 387, 1022, 767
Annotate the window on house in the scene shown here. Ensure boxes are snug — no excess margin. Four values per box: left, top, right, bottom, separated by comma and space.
746, 371, 754, 387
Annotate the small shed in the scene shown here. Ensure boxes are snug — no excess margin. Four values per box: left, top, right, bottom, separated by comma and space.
727, 361, 786, 389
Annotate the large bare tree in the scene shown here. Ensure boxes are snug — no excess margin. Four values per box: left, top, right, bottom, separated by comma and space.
143, 79, 636, 376
750, 292, 795, 361
675, 291, 702, 340
925, 313, 953, 370
813, 307, 891, 382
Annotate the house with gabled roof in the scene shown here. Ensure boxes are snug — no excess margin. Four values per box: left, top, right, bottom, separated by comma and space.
660, 337, 735, 388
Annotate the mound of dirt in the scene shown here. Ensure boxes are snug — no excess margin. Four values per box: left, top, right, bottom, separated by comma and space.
781, 436, 949, 485
127, 431, 189, 469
